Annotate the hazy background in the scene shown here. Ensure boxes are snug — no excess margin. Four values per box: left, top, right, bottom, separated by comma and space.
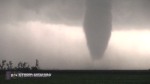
0, 0, 150, 70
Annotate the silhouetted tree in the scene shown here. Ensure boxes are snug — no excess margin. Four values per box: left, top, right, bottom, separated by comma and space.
35, 59, 39, 69
31, 59, 39, 71
0, 59, 40, 71
31, 66, 38, 71
0, 64, 2, 70
1, 60, 6, 70
9, 61, 13, 69
6, 61, 13, 70
18, 62, 22, 69
22, 62, 27, 69
6, 63, 9, 70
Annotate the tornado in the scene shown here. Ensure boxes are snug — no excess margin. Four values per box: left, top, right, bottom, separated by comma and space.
84, 0, 112, 60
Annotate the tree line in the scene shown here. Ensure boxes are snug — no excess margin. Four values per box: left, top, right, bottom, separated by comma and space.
0, 59, 39, 71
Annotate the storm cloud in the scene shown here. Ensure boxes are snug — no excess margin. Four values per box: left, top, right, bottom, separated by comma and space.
0, 0, 85, 25
0, 0, 150, 27
0, 0, 150, 70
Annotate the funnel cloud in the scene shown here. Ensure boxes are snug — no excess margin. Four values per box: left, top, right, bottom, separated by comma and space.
84, 0, 112, 59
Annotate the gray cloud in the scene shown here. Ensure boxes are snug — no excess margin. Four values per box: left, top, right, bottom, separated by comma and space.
112, 0, 150, 28
0, 0, 150, 28
0, 0, 85, 25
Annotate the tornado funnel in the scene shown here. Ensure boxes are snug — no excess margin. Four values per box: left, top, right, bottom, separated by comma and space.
84, 0, 112, 60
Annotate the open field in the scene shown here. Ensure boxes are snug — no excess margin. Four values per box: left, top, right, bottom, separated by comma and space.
1, 70, 150, 84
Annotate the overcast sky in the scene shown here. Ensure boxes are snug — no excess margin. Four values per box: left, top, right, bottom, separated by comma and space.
0, 0, 150, 70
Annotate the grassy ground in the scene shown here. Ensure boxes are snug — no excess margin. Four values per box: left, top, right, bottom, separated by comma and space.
1, 70, 150, 84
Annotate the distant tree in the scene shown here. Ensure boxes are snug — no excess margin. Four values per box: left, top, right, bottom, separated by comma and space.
0, 59, 40, 71
26, 64, 30, 70
31, 66, 38, 71
27, 64, 30, 68
9, 61, 13, 69
22, 62, 27, 69
0, 64, 2, 70
31, 59, 39, 71
14, 67, 18, 70
6, 61, 13, 70
1, 60, 6, 70
35, 59, 39, 69
6, 63, 9, 70
18, 62, 23, 69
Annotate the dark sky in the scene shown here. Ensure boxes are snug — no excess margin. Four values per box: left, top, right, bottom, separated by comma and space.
0, 0, 150, 70
0, 0, 150, 27
0, 0, 85, 25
